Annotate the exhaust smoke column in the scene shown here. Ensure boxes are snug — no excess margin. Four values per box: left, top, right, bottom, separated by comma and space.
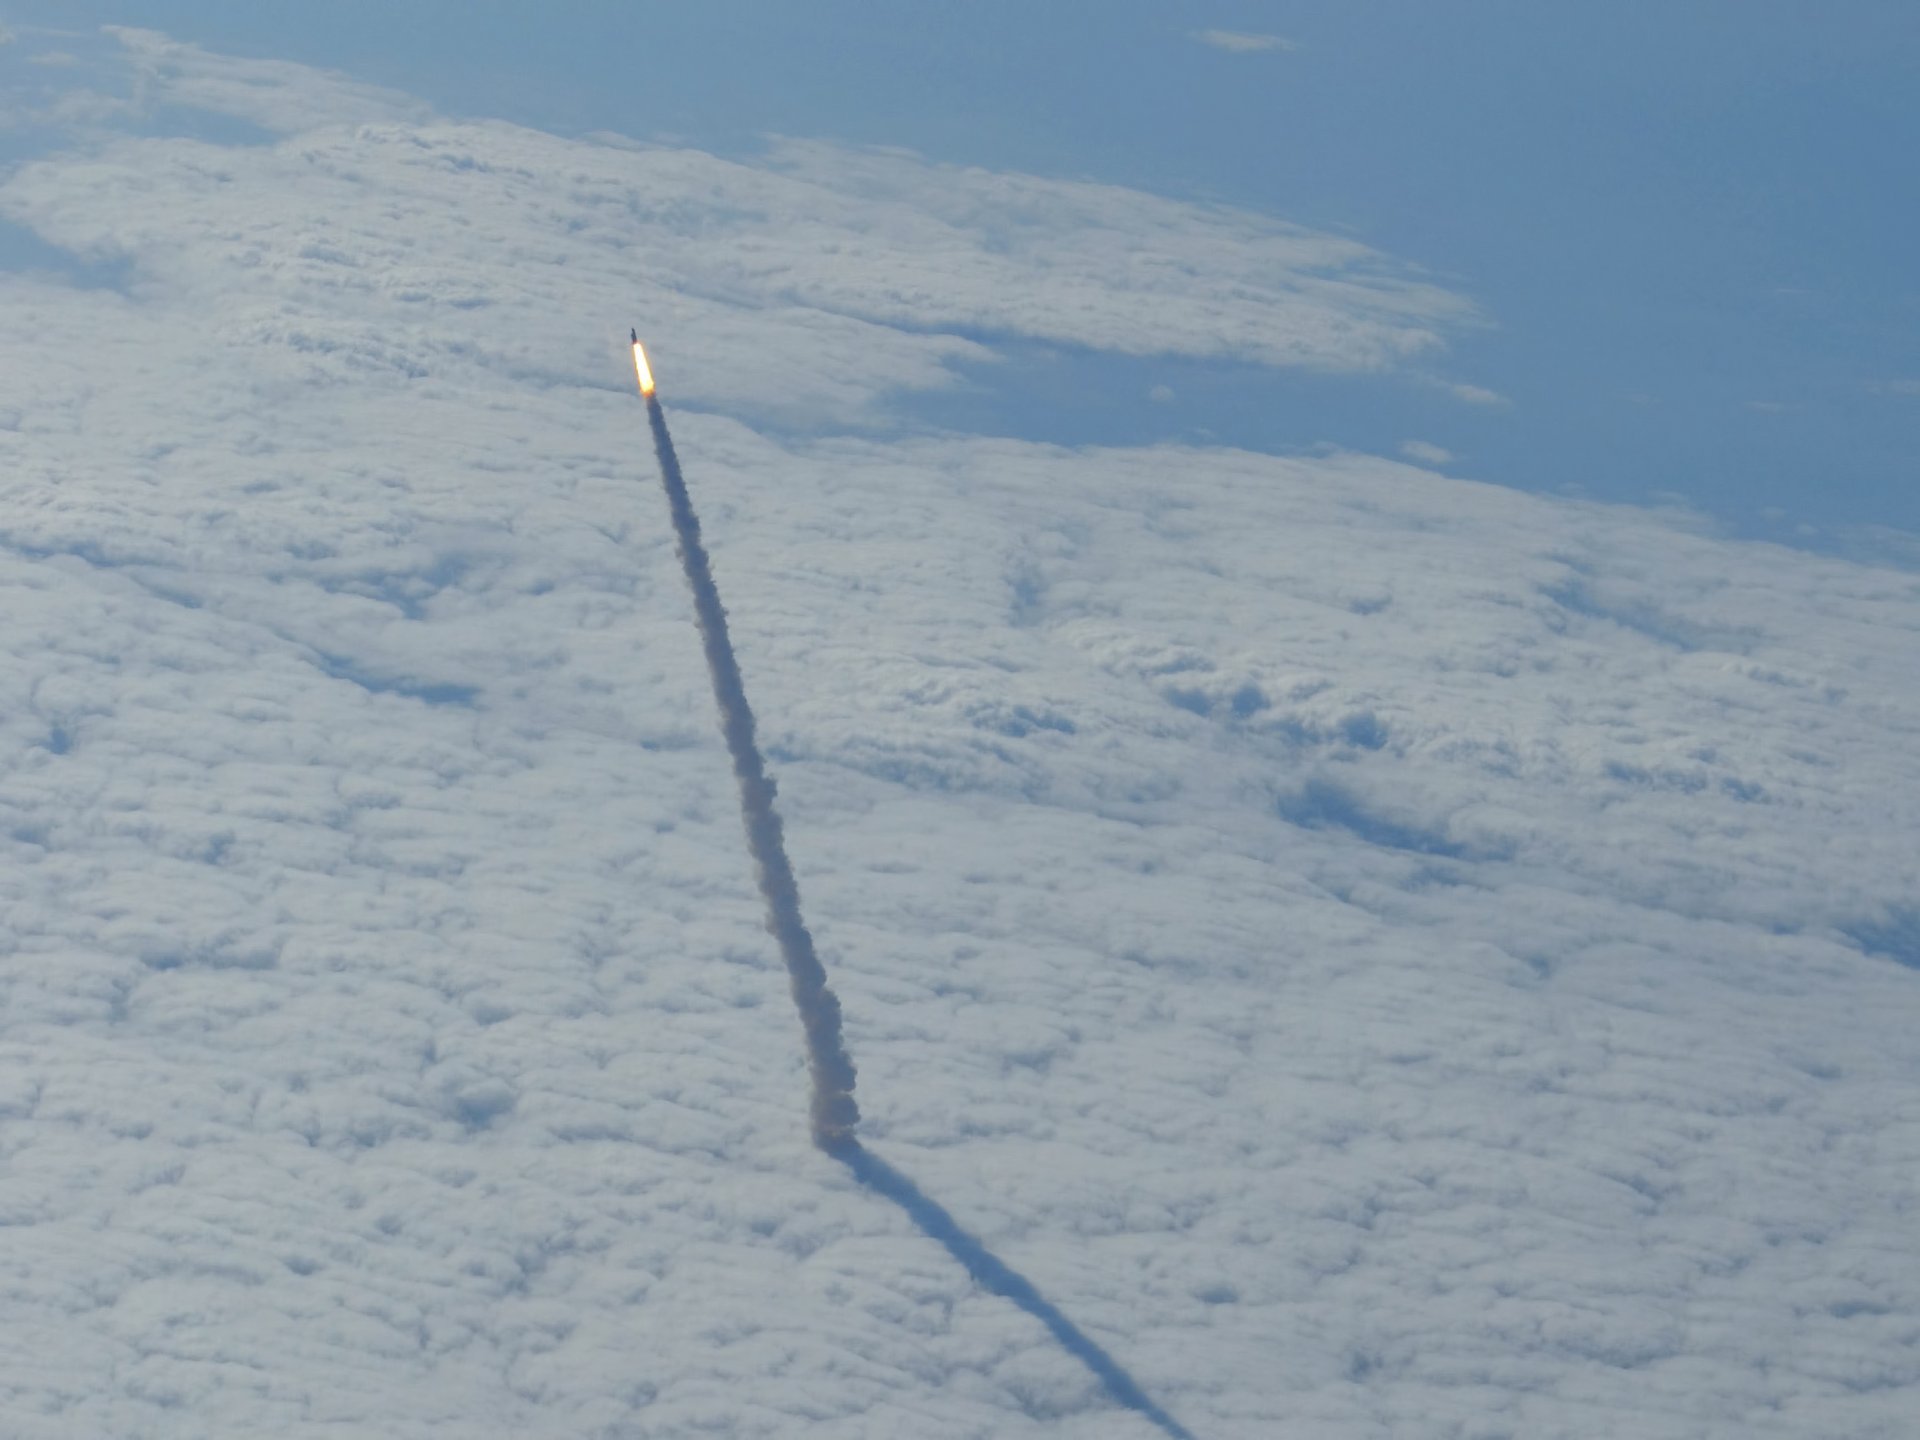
627, 337, 1188, 1436
633, 338, 860, 1147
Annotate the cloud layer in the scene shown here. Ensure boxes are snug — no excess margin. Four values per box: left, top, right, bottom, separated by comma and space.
0, 29, 1915, 1440
2, 29, 1477, 432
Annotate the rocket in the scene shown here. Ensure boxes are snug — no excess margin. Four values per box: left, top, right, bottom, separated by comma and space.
630, 330, 655, 397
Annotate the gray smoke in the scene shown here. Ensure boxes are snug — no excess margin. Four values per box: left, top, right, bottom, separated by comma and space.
640, 390, 1189, 1434
644, 394, 860, 1147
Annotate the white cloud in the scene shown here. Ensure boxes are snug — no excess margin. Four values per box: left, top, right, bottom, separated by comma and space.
1192, 29, 1296, 54
0, 130, 1477, 431
1442, 379, 1512, 407
0, 32, 1916, 1440
1398, 439, 1453, 464
1868, 378, 1920, 397
8, 29, 1478, 393
106, 25, 429, 132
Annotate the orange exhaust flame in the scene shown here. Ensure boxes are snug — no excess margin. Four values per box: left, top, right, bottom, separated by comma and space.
632, 339, 655, 397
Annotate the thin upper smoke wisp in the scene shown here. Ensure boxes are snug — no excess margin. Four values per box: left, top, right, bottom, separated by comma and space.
644, 393, 859, 1146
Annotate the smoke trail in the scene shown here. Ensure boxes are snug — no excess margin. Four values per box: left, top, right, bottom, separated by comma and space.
644, 394, 859, 1146
639, 374, 1186, 1435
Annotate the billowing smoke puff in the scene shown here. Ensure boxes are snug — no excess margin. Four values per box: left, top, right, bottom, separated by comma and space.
644, 394, 860, 1147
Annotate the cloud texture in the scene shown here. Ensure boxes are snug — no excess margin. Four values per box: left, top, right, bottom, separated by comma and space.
0, 27, 1916, 1440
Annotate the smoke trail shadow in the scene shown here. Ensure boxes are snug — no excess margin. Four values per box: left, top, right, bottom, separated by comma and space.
830, 1140, 1194, 1440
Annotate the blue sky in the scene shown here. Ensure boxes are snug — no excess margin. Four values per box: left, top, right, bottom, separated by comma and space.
10, 0, 1919, 549
7, 1, 1916, 545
